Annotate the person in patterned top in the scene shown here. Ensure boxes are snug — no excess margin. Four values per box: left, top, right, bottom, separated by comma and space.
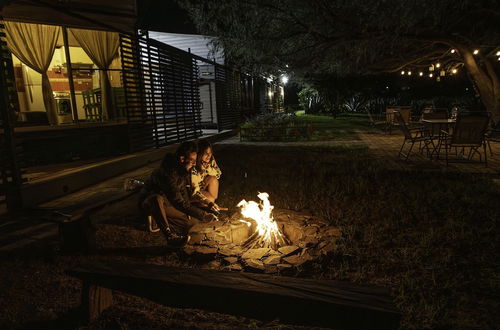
191, 139, 222, 208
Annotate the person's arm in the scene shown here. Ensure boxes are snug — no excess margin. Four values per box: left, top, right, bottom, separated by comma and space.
161, 171, 208, 220
210, 159, 222, 179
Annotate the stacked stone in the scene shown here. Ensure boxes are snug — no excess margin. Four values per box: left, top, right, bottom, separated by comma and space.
182, 209, 341, 274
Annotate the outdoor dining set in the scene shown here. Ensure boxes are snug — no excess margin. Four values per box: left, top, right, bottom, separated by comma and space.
370, 106, 497, 166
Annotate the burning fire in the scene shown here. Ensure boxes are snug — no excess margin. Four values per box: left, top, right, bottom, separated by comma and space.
237, 192, 288, 250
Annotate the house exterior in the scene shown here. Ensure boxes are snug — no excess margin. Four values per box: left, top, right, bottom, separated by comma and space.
0, 0, 282, 211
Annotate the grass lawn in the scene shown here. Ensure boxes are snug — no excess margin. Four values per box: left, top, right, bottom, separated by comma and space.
216, 145, 500, 330
0, 144, 498, 329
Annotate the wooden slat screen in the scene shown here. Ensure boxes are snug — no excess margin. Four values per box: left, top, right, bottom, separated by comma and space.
0, 22, 23, 209
215, 66, 242, 130
120, 33, 155, 152
120, 33, 202, 151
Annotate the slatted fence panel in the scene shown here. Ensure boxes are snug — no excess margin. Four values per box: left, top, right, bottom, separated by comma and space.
0, 22, 23, 209
146, 39, 201, 145
215, 66, 241, 130
120, 34, 202, 151
120, 33, 155, 152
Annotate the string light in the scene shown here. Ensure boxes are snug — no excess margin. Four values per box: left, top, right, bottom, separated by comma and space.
419, 72, 423, 76
473, 49, 479, 55
407, 71, 412, 76
401, 70, 405, 75
451, 49, 456, 53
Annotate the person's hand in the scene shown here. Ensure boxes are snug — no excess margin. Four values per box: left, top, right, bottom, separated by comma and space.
203, 213, 219, 222
209, 202, 220, 212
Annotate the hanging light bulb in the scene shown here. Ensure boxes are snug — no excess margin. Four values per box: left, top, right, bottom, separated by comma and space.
419, 72, 423, 76
401, 70, 405, 75
436, 63, 441, 68
473, 49, 479, 55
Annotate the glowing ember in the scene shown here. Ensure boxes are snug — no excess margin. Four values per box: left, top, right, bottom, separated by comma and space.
237, 192, 288, 249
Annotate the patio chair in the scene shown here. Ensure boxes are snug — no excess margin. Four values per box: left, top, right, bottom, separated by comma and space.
386, 106, 412, 134
485, 117, 500, 157
82, 88, 102, 121
394, 111, 434, 160
439, 113, 490, 166
366, 109, 387, 132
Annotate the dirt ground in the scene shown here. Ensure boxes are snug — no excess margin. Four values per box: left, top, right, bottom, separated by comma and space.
0, 193, 332, 330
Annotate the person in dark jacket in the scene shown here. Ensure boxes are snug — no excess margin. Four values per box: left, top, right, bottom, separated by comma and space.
139, 141, 218, 243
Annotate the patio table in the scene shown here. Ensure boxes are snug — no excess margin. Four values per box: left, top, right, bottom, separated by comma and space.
421, 119, 456, 158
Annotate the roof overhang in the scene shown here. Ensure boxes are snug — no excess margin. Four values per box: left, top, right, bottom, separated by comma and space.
0, 0, 137, 33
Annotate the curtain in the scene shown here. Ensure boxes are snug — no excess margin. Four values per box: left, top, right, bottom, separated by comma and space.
5, 21, 60, 125
69, 28, 119, 120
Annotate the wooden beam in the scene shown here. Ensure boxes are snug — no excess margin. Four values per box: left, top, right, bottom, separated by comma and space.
68, 260, 400, 330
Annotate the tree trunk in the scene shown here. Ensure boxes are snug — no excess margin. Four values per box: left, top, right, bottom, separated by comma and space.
459, 47, 500, 124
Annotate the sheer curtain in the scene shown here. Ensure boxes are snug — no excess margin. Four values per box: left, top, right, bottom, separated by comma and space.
5, 21, 60, 125
69, 28, 119, 120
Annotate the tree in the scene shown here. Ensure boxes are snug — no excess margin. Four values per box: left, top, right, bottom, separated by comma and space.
181, 0, 500, 123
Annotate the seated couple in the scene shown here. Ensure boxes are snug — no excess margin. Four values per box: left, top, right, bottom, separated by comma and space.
139, 140, 222, 245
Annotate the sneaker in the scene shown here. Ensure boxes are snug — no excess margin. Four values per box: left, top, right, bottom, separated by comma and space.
148, 215, 160, 233
167, 233, 191, 247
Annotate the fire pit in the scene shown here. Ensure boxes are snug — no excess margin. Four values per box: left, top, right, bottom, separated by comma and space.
183, 193, 341, 274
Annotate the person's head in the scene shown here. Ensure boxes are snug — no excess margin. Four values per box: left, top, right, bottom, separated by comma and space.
175, 141, 197, 171
197, 139, 213, 168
